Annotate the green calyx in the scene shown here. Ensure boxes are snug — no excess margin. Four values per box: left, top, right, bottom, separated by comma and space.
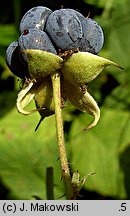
16, 49, 123, 130
62, 51, 123, 86
24, 49, 63, 79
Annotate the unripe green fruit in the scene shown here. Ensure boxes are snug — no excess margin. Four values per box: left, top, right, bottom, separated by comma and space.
34, 77, 55, 119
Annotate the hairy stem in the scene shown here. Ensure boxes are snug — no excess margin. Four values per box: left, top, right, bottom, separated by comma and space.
51, 71, 74, 200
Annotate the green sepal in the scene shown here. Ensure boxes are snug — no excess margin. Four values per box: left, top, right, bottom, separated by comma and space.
24, 49, 63, 79
62, 51, 123, 86
16, 81, 39, 115
63, 80, 100, 129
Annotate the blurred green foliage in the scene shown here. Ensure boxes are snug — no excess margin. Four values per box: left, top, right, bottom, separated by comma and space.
0, 0, 130, 199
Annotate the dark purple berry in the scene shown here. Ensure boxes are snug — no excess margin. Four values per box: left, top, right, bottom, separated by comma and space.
79, 18, 104, 54
6, 41, 29, 78
19, 29, 57, 61
45, 9, 83, 51
20, 6, 52, 33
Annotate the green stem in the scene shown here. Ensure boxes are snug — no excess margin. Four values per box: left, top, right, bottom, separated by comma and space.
51, 71, 74, 200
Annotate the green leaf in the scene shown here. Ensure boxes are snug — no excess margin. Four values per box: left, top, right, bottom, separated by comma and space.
96, 1, 130, 85
119, 145, 130, 199
0, 24, 17, 47
106, 18, 130, 84
0, 109, 64, 199
83, 0, 129, 9
0, 24, 17, 68
104, 83, 130, 110
24, 49, 63, 79
69, 107, 130, 198
83, 0, 106, 8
